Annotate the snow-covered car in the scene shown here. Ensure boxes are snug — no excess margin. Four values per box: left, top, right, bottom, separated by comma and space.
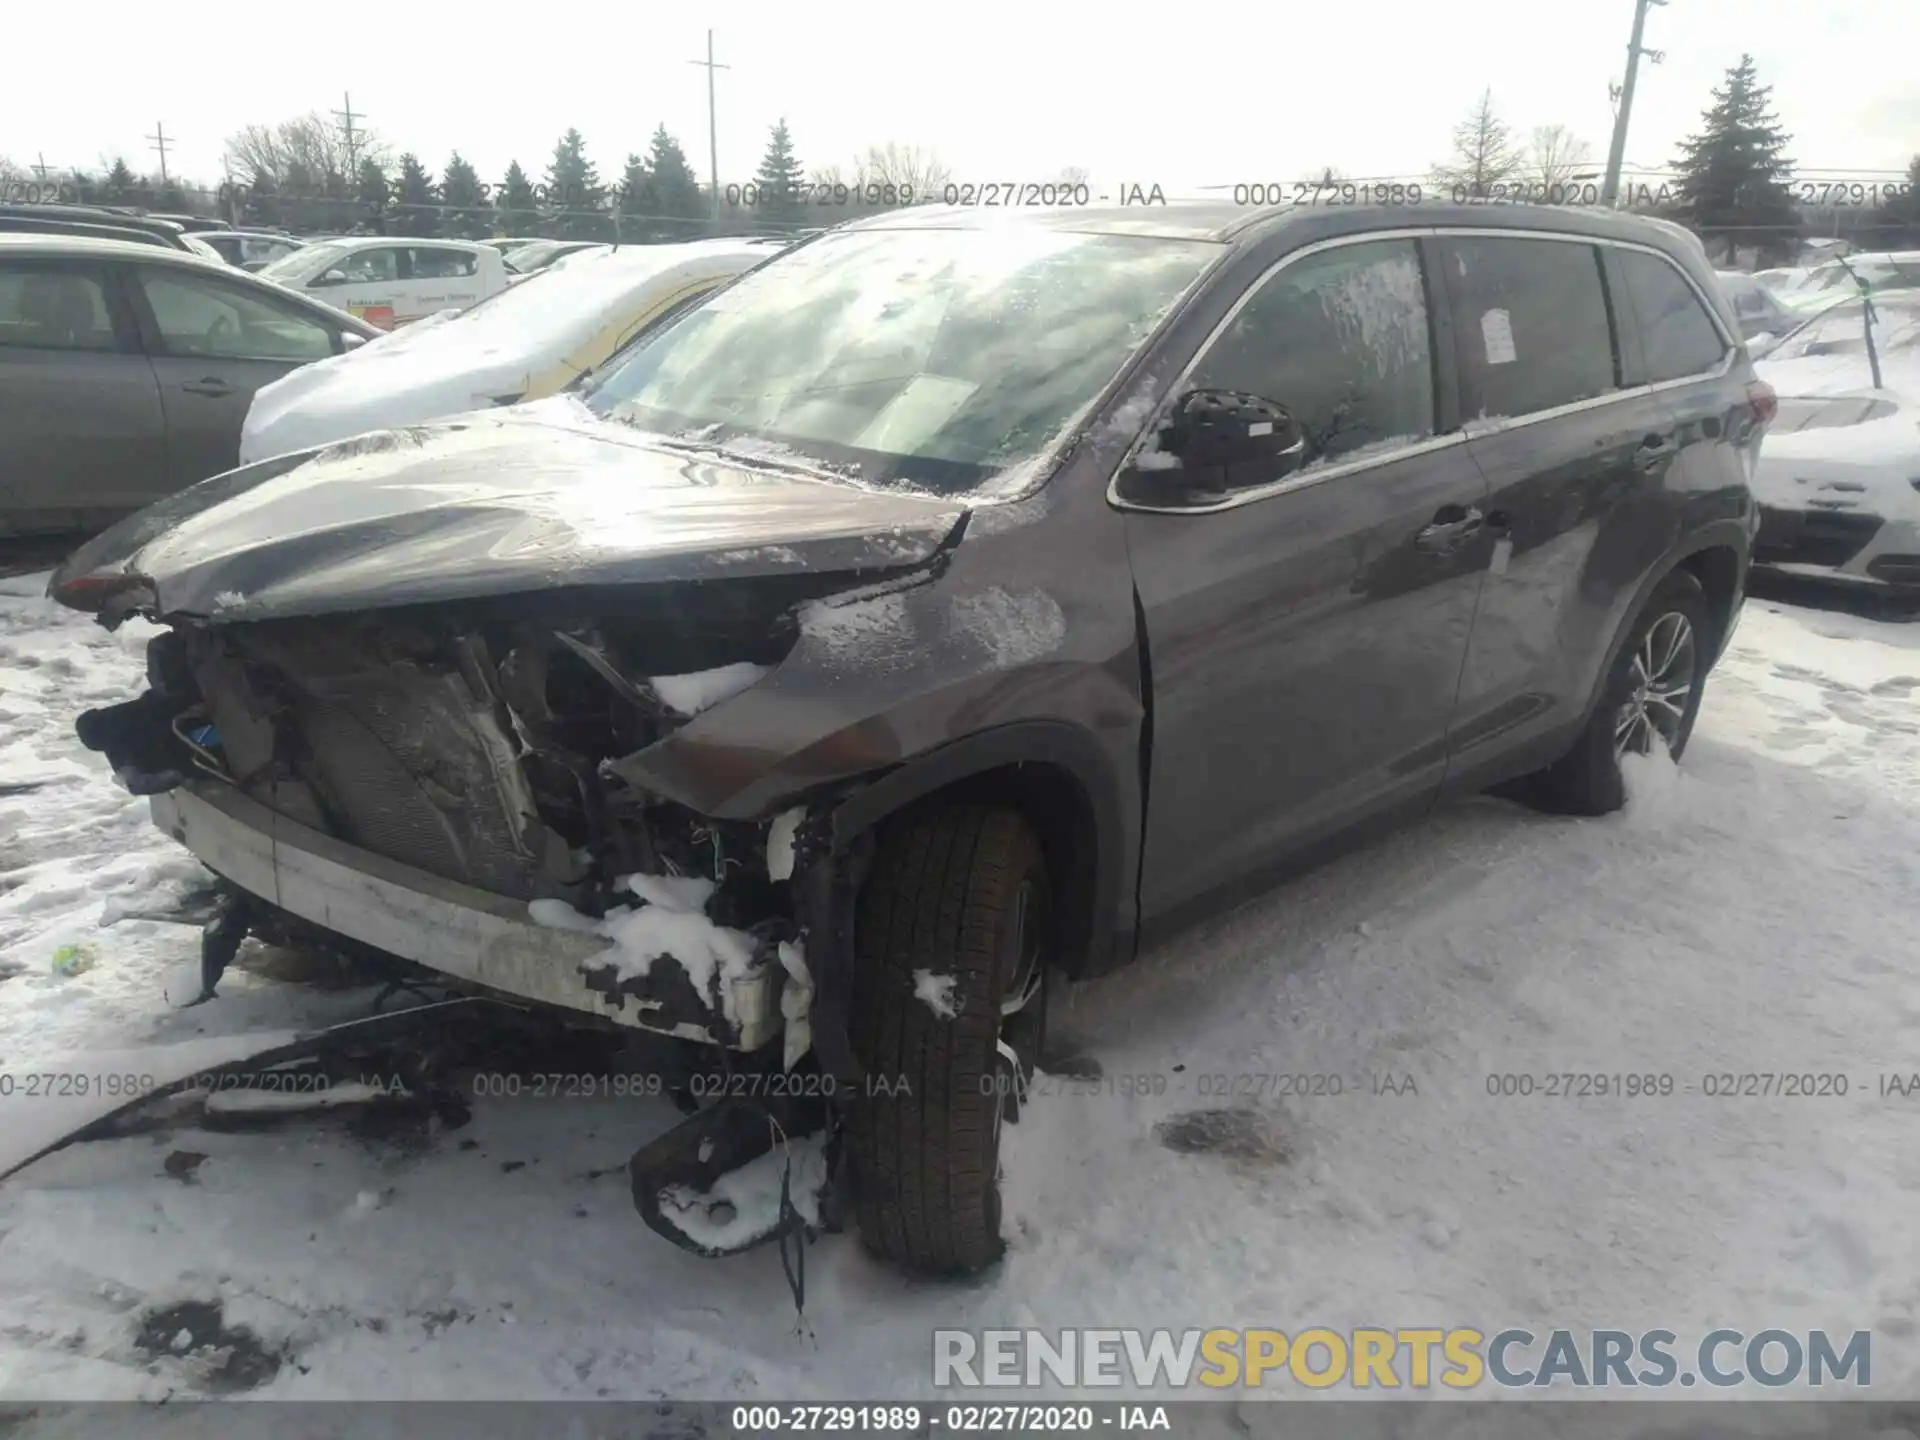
504, 239, 606, 279
1751, 293, 1920, 591
239, 238, 784, 464
1778, 252, 1920, 314
1715, 270, 1799, 348
256, 237, 508, 329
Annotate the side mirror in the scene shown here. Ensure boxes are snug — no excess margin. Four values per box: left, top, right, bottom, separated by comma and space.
341, 332, 369, 351
1121, 389, 1307, 505
1747, 332, 1778, 358
312, 270, 348, 288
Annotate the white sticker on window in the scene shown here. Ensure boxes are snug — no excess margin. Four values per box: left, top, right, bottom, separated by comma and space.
1481, 308, 1517, 365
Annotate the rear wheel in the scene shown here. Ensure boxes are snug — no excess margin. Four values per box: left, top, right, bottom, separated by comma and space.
847, 804, 1048, 1275
1524, 569, 1713, 815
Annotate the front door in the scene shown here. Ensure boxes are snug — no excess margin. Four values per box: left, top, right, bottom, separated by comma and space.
128, 263, 340, 491
1123, 235, 1491, 921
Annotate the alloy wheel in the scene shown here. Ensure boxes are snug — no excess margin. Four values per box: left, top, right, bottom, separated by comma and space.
1614, 610, 1696, 759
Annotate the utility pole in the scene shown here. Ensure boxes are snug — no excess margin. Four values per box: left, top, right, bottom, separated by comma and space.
147, 122, 172, 186
688, 29, 729, 225
333, 92, 365, 172
1600, 0, 1666, 208
32, 153, 51, 183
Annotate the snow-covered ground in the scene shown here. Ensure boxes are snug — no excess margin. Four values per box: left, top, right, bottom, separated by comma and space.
2, 569, 1918, 1403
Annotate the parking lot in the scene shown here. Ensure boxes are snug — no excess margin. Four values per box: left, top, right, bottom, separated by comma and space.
3, 567, 1916, 1401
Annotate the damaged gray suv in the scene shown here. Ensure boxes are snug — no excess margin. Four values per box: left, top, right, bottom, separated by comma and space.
51, 202, 1768, 1276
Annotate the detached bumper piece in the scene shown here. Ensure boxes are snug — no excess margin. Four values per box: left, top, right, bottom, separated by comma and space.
150, 781, 781, 1049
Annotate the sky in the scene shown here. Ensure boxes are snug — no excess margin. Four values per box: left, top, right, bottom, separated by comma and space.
3, 0, 1915, 201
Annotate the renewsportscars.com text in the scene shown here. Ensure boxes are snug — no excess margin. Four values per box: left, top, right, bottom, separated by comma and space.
932, 1327, 1872, 1390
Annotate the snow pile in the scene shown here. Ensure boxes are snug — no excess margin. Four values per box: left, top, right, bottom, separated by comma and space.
528, 874, 760, 1001
765, 807, 804, 883
650, 661, 770, 717
777, 940, 813, 1069
912, 969, 958, 1019
1618, 744, 1686, 830
656, 1131, 829, 1253
950, 586, 1066, 668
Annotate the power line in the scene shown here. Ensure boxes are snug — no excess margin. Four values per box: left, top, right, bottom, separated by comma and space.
688, 29, 730, 224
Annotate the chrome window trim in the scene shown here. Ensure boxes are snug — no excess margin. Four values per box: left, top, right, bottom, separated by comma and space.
1109, 224, 1737, 517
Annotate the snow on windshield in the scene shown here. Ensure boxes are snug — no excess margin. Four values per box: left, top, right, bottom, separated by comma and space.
586, 228, 1220, 497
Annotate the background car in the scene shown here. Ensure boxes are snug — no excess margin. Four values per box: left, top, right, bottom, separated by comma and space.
256, 236, 508, 329
1750, 291, 1920, 591
0, 204, 200, 253
240, 237, 784, 463
1715, 269, 1800, 347
0, 233, 380, 537
1779, 252, 1920, 313
198, 230, 308, 272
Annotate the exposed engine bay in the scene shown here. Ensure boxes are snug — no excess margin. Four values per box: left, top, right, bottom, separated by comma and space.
74, 572, 867, 1056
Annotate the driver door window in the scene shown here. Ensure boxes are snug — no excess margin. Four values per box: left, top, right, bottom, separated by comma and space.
1185, 238, 1437, 477
136, 270, 336, 362
328, 247, 400, 286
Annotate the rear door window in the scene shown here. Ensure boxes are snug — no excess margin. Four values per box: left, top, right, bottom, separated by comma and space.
0, 264, 121, 351
1620, 252, 1730, 382
407, 246, 478, 279
1439, 236, 1617, 421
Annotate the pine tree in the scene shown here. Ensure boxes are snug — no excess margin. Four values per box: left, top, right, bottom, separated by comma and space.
356, 158, 390, 234
101, 158, 140, 205
497, 161, 539, 238
1669, 55, 1797, 262
752, 119, 805, 227
441, 152, 486, 238
1430, 90, 1522, 199
615, 153, 652, 240
283, 159, 318, 231
155, 178, 187, 212
646, 125, 705, 236
394, 153, 439, 237
243, 171, 280, 228
545, 128, 607, 240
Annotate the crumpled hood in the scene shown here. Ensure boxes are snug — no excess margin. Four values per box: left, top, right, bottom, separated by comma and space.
52, 398, 968, 624
239, 309, 520, 466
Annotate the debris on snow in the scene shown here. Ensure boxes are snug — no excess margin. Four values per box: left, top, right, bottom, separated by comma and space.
656, 1132, 829, 1253
650, 661, 772, 718
912, 969, 958, 1020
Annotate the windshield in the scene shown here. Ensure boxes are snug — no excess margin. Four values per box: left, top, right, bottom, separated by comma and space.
585, 227, 1220, 496
261, 242, 342, 281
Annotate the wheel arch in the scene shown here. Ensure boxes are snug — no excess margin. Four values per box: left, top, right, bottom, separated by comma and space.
1585, 525, 1748, 724
826, 721, 1132, 980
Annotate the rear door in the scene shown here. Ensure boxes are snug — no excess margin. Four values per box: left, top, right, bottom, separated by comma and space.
1434, 231, 1688, 781
398, 245, 484, 322
127, 262, 343, 492
0, 257, 166, 530
1123, 234, 1491, 920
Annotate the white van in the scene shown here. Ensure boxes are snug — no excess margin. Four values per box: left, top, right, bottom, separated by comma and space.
258, 238, 507, 329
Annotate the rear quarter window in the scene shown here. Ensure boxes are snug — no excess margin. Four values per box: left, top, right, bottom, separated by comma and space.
1620, 251, 1729, 382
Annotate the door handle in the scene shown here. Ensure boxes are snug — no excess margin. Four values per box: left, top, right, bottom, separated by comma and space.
1416, 505, 1485, 554
181, 378, 234, 397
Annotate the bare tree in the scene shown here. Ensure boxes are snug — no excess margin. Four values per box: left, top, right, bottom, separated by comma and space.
1054, 165, 1090, 187
854, 142, 951, 198
1526, 124, 1595, 193
1430, 90, 1523, 198
809, 163, 849, 190
224, 111, 388, 191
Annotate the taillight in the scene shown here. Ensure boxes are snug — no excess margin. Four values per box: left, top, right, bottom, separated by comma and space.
1747, 380, 1778, 427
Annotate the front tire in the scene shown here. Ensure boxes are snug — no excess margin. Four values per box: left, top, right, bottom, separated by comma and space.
1526, 568, 1713, 815
847, 804, 1048, 1275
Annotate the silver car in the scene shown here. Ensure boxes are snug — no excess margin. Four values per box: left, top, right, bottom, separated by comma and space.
0, 233, 380, 537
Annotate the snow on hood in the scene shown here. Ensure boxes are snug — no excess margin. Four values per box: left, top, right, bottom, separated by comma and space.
51, 401, 968, 624
238, 242, 772, 466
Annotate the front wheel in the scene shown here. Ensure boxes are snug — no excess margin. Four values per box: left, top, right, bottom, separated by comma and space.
847, 804, 1049, 1275
1525, 568, 1713, 815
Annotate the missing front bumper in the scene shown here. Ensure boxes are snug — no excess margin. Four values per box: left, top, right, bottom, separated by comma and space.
149, 782, 781, 1050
